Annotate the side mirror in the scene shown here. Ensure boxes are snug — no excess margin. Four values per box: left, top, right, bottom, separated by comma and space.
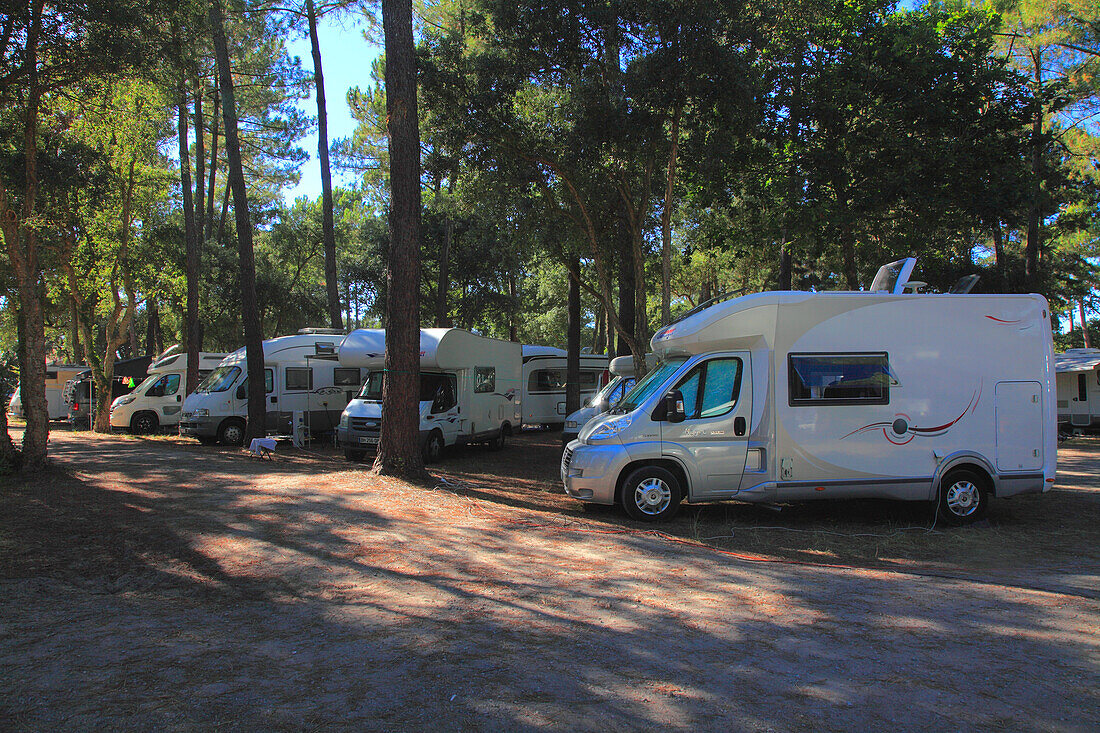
664, 390, 686, 423
235, 384, 247, 400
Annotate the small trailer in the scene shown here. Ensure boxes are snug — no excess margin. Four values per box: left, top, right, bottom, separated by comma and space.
520, 345, 609, 427
108, 347, 228, 433
180, 329, 358, 446
337, 328, 522, 462
1055, 348, 1100, 430
8, 363, 89, 421
562, 259, 1056, 524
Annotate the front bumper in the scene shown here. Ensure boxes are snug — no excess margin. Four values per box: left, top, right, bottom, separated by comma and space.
179, 416, 219, 438
337, 425, 380, 451
560, 439, 629, 505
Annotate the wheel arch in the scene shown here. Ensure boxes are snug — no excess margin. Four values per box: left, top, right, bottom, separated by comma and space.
131, 410, 159, 430
932, 452, 997, 499
615, 457, 691, 505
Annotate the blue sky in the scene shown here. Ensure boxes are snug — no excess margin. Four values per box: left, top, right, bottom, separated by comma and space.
283, 11, 382, 202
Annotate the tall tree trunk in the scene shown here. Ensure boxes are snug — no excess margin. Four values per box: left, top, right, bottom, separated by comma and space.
69, 297, 83, 362
206, 79, 220, 237
507, 272, 517, 340
374, 0, 425, 478
210, 0, 266, 440
1, 0, 48, 468
1025, 48, 1043, 287
992, 221, 1004, 269
566, 259, 581, 418
593, 303, 606, 355
616, 228, 635, 357
779, 48, 804, 292
1080, 300, 1091, 348
661, 105, 681, 326
179, 82, 202, 396
194, 79, 206, 244
146, 300, 159, 357
306, 0, 342, 330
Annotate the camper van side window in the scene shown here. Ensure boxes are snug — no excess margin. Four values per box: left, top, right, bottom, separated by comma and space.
286, 367, 313, 392
670, 358, 743, 420
334, 368, 361, 387
475, 367, 496, 394
1079, 374, 1088, 402
788, 353, 890, 406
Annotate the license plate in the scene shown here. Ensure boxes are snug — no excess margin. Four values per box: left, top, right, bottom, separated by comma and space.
359, 436, 379, 444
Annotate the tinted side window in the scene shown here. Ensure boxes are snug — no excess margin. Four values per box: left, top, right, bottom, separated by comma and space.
1080, 373, 1088, 402
334, 368, 361, 387
672, 358, 742, 420
475, 367, 496, 394
265, 369, 274, 394
788, 353, 890, 405
163, 374, 181, 396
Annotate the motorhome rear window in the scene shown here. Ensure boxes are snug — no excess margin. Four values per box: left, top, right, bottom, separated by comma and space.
475, 367, 496, 394
529, 369, 601, 393
285, 367, 313, 391
788, 353, 890, 405
334, 368, 361, 387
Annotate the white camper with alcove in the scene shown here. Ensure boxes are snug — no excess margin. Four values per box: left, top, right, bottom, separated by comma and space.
180, 329, 360, 445
562, 260, 1057, 524
109, 347, 228, 433
337, 328, 522, 462
1055, 348, 1100, 430
520, 345, 609, 427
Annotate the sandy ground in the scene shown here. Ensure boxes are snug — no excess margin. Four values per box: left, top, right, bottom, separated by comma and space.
1, 428, 1098, 731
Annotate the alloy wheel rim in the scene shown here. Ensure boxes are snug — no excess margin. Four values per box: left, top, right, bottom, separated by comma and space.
946, 480, 979, 516
224, 425, 243, 444
634, 477, 671, 515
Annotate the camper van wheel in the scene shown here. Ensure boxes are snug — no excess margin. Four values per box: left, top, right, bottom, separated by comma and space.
488, 427, 507, 451
218, 419, 246, 447
938, 468, 990, 525
422, 431, 444, 463
620, 465, 682, 522
131, 412, 159, 435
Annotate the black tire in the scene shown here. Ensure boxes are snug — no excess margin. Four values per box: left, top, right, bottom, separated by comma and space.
422, 431, 444, 463
197, 436, 218, 446
620, 465, 683, 522
218, 418, 247, 447
937, 468, 990, 525
344, 449, 366, 462
488, 426, 506, 451
131, 412, 159, 435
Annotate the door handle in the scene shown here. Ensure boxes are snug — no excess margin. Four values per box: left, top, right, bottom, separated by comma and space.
734, 416, 746, 436
176, 395, 182, 402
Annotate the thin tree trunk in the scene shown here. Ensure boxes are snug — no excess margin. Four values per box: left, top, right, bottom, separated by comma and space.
206, 79, 220, 237
593, 303, 606, 355
507, 272, 517, 340
210, 0, 266, 439
992, 221, 1004, 269
306, 0, 342, 330
661, 105, 681, 326
179, 81, 201, 396
194, 78, 206, 244
1081, 300, 1092, 348
566, 258, 581, 418
373, 0, 425, 477
616, 228, 634, 357
69, 297, 83, 362
146, 300, 159, 357
436, 175, 455, 327
1026, 48, 1043, 286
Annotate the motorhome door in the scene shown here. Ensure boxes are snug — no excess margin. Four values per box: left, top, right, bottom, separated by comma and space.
660, 353, 752, 497
1069, 371, 1093, 427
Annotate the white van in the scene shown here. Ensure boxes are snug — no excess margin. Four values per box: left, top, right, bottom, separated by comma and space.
180, 329, 358, 446
337, 328, 522, 462
1055, 348, 1100, 430
521, 345, 609, 427
562, 260, 1056, 524
561, 354, 656, 444
8, 363, 89, 420
109, 347, 228, 433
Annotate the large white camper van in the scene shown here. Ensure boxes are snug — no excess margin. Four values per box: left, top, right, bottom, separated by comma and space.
562, 260, 1056, 524
561, 353, 656, 444
337, 328, 522, 462
109, 347, 228, 433
180, 330, 358, 446
521, 345, 609, 427
1055, 348, 1100, 430
8, 363, 89, 420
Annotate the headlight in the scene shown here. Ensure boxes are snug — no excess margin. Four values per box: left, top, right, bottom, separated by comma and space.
115, 395, 136, 406
339, 412, 349, 428
588, 415, 631, 441
193, 408, 209, 417
565, 420, 578, 429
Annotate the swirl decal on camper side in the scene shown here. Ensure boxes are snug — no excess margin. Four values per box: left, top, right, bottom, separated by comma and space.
841, 383, 982, 445
985, 315, 1022, 324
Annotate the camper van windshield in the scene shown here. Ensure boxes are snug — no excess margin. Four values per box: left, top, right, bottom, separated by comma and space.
133, 375, 158, 394
358, 371, 457, 402
614, 357, 688, 413
195, 366, 240, 393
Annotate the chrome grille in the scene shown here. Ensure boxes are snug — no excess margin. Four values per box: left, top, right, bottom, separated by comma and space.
351, 417, 380, 431
561, 446, 573, 475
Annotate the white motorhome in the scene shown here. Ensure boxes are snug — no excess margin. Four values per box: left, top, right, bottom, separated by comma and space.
180, 329, 358, 446
1055, 348, 1100, 430
561, 353, 656, 444
337, 328, 522, 462
521, 345, 609, 427
562, 260, 1056, 524
109, 347, 228, 433
7, 363, 89, 420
